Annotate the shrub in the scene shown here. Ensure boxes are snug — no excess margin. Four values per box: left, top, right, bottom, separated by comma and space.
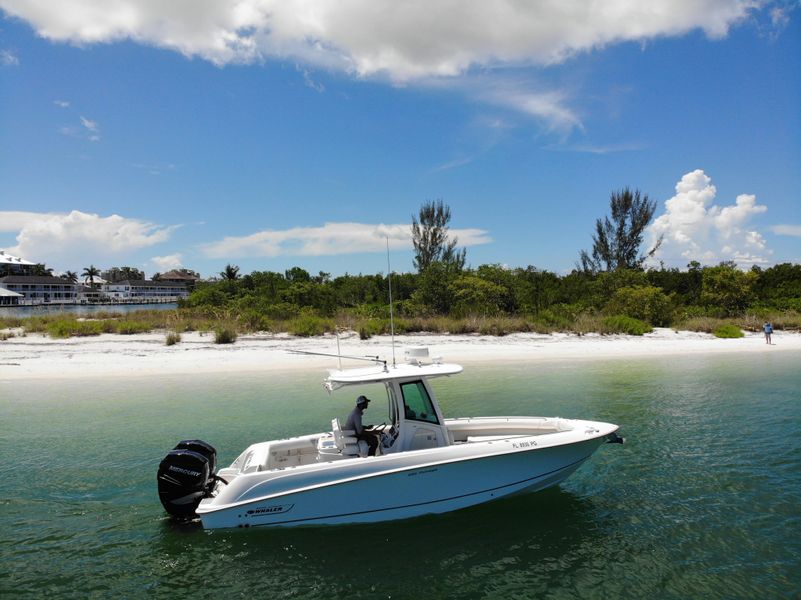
115, 321, 151, 335
713, 324, 744, 338
165, 331, 181, 346
46, 319, 107, 338
287, 315, 334, 337
214, 327, 237, 344
601, 315, 653, 336
604, 285, 674, 326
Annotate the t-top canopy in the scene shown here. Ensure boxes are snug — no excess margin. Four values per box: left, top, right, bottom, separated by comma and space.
325, 362, 463, 391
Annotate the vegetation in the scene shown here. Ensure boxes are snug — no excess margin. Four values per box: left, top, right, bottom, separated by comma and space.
3, 198, 800, 341
579, 188, 662, 273
82, 264, 100, 288
214, 327, 237, 344
713, 324, 745, 339
412, 199, 466, 272
165, 331, 181, 346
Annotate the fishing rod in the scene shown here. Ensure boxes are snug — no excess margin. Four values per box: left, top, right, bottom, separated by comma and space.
288, 349, 387, 369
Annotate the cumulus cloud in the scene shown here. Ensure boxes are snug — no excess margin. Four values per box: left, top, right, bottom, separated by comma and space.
200, 221, 491, 259
0, 1, 756, 77
0, 1, 761, 128
150, 253, 183, 270
648, 170, 770, 267
2, 210, 177, 271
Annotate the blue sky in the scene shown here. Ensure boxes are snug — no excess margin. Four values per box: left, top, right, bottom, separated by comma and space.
0, 1, 799, 278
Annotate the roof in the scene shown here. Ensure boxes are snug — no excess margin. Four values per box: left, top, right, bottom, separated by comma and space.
0, 287, 23, 297
325, 362, 463, 389
110, 279, 187, 288
0, 275, 75, 285
0, 251, 35, 266
159, 270, 198, 281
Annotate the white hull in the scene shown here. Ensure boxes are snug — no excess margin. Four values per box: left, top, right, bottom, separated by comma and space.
196, 419, 615, 529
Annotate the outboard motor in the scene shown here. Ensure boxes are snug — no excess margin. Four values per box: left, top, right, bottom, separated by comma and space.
157, 439, 218, 519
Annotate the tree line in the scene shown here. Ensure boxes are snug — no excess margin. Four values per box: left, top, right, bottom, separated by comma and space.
182, 195, 801, 335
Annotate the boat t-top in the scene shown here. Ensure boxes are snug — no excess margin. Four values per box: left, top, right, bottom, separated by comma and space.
157, 347, 624, 529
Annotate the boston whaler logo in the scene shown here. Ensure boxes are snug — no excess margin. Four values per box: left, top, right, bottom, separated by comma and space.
247, 504, 294, 517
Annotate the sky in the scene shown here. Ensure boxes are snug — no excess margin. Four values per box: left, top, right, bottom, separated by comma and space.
0, 0, 799, 278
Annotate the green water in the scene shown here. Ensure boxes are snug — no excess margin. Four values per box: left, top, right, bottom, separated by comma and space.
1, 352, 800, 599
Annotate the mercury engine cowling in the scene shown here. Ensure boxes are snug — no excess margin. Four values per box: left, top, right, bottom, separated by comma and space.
157, 440, 218, 519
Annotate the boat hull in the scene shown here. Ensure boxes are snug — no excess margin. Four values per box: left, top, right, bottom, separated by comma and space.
196, 432, 610, 529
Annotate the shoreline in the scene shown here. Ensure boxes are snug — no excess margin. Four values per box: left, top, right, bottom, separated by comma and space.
1, 327, 799, 381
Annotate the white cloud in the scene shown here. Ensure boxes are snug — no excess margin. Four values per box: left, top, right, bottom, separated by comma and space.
0, 1, 759, 127
150, 253, 183, 270
200, 221, 491, 259
54, 99, 70, 108
771, 224, 801, 237
0, 0, 754, 76
1, 210, 177, 271
1, 49, 19, 66
79, 116, 98, 132
648, 169, 771, 267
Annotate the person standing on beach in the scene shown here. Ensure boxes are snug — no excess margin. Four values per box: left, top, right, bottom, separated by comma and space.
763, 321, 773, 344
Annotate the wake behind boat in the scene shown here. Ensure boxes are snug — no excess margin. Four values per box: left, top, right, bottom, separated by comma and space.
157, 347, 624, 529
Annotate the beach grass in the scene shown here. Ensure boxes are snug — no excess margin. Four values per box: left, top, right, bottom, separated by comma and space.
2, 307, 799, 340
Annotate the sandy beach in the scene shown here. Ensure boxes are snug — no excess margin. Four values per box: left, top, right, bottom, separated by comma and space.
1, 327, 799, 381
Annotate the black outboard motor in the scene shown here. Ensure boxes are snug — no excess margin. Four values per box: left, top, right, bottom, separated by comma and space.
157, 439, 218, 519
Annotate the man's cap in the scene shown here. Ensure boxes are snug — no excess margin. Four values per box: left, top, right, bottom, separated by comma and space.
356, 395, 371, 406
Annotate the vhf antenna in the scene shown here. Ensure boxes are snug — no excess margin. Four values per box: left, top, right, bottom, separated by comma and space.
386, 236, 396, 368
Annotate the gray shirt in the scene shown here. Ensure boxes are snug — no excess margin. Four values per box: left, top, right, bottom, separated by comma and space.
344, 406, 364, 435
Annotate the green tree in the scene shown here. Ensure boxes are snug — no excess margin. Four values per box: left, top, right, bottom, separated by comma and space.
411, 199, 466, 272
220, 264, 240, 281
31, 263, 54, 276
450, 275, 508, 317
81, 265, 100, 289
604, 285, 674, 326
700, 263, 757, 316
63, 271, 78, 283
579, 187, 662, 273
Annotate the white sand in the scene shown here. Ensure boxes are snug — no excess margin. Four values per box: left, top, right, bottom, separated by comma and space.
1, 327, 798, 381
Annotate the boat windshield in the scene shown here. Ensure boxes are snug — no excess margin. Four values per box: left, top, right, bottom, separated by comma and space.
336, 382, 395, 427
400, 380, 439, 424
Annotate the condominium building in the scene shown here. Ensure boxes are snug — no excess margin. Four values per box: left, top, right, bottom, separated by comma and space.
0, 276, 79, 303
103, 279, 189, 301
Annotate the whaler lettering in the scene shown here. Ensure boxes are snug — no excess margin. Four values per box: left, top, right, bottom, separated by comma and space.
247, 504, 294, 516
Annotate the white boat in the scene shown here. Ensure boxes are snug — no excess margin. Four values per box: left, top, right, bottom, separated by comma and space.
157, 348, 624, 529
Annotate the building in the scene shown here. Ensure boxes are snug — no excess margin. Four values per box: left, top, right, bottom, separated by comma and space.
102, 267, 145, 283
156, 269, 200, 290
0, 276, 79, 304
0, 250, 35, 276
0, 287, 23, 306
103, 279, 189, 302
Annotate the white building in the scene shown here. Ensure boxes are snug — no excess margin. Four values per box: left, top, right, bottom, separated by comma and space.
103, 279, 189, 302
0, 276, 79, 304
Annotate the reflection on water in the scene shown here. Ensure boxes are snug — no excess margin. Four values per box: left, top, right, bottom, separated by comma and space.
1, 352, 800, 598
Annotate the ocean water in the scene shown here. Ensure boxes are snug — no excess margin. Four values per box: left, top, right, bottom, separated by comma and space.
1, 351, 799, 599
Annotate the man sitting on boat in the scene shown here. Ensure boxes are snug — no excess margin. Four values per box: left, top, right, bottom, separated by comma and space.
345, 395, 382, 456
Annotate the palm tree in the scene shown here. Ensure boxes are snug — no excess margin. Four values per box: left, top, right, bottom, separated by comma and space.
220, 264, 240, 281
63, 270, 78, 283
82, 265, 100, 289
31, 263, 54, 276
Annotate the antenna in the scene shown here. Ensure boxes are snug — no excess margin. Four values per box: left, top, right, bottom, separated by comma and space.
335, 327, 342, 370
386, 236, 396, 368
